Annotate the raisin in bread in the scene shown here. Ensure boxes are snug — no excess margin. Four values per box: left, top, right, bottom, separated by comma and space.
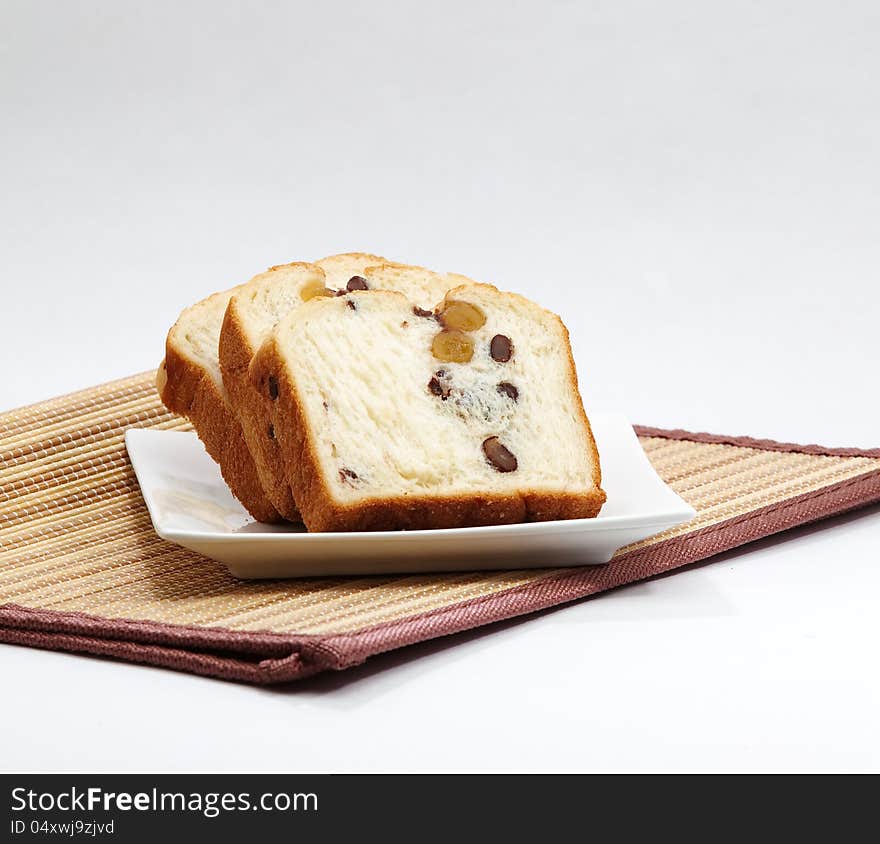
157, 287, 283, 523
219, 254, 474, 520
250, 283, 605, 532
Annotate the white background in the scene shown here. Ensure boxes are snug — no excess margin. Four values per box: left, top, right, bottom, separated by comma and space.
1, 0, 878, 772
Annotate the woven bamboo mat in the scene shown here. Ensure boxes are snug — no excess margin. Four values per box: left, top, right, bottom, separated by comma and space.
2, 372, 879, 683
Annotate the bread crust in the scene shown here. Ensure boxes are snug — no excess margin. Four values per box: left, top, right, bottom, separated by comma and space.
249, 296, 606, 532
551, 305, 604, 495
158, 329, 283, 525
218, 263, 310, 521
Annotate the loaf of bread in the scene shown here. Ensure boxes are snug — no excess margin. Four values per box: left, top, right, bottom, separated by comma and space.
157, 287, 283, 523
249, 282, 605, 532
219, 254, 475, 521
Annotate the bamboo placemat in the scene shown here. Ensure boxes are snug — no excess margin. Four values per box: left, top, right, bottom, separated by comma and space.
2, 372, 879, 683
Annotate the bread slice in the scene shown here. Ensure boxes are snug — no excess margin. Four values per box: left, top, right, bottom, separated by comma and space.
157, 287, 283, 523
218, 261, 325, 521
218, 253, 468, 520
250, 282, 605, 532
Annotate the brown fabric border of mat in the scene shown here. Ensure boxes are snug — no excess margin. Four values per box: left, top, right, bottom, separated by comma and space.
632, 424, 880, 458
2, 423, 879, 684
318, 466, 880, 669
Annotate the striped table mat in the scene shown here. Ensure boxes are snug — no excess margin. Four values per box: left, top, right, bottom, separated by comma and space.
2, 372, 879, 684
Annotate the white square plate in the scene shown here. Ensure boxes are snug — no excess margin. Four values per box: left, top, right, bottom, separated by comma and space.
125, 414, 695, 579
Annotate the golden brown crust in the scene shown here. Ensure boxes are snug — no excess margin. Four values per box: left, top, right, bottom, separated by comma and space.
314, 251, 392, 274
557, 314, 603, 494
250, 329, 606, 533
158, 332, 283, 524
219, 285, 301, 521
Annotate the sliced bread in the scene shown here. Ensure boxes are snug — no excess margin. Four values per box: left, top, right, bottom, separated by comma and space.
157, 287, 283, 523
218, 260, 325, 521
249, 283, 605, 532
218, 253, 470, 520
